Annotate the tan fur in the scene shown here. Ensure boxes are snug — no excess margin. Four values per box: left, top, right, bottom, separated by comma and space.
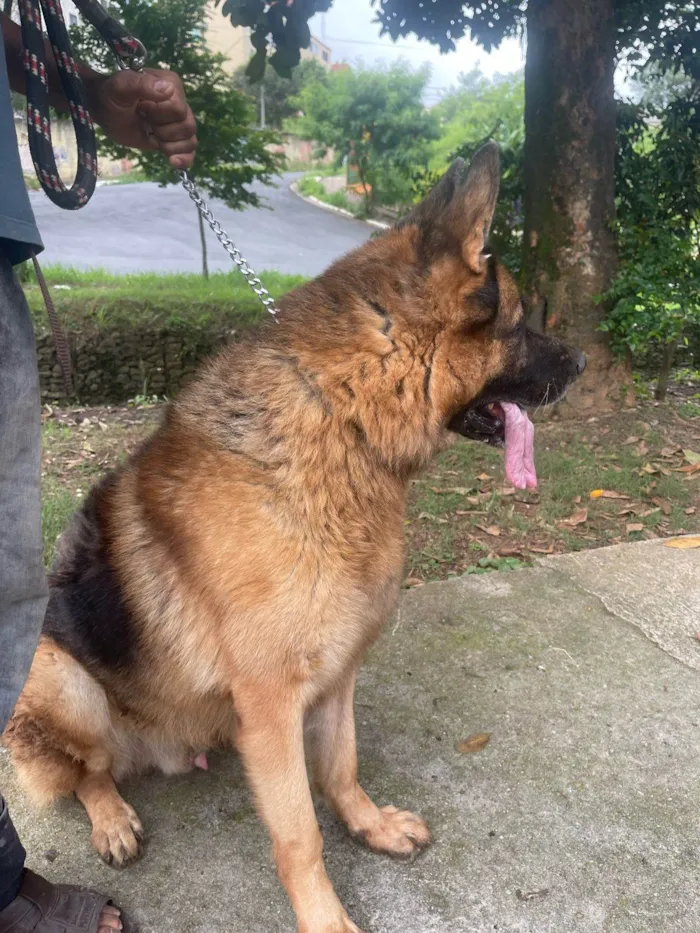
4, 148, 578, 933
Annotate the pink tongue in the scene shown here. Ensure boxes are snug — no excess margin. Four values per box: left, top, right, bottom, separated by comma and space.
500, 402, 537, 490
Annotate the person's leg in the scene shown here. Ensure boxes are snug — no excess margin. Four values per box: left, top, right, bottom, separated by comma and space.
0, 249, 47, 733
0, 795, 25, 912
0, 252, 125, 932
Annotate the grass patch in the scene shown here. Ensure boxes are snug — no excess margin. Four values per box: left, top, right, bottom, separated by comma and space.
41, 479, 77, 566
297, 175, 366, 218
40, 398, 700, 579
405, 403, 700, 580
23, 266, 307, 333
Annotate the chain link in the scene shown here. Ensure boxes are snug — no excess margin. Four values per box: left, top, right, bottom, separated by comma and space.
178, 170, 278, 318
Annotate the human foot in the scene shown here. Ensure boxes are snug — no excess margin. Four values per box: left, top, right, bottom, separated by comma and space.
0, 870, 132, 932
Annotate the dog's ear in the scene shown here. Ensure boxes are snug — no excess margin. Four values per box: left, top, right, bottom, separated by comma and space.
396, 144, 500, 274
397, 158, 466, 230
449, 142, 500, 274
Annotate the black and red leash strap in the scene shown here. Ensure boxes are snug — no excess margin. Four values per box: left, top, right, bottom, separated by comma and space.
17, 0, 144, 394
18, 0, 144, 209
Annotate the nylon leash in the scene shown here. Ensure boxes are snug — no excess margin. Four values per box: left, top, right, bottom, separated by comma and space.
18, 0, 146, 208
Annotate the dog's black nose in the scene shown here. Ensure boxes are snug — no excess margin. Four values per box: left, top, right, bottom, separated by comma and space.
576, 352, 587, 375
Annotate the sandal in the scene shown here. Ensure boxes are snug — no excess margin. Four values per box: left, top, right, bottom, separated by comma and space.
0, 870, 134, 933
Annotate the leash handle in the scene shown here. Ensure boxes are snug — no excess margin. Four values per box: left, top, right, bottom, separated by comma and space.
20, 0, 98, 208
20, 0, 146, 209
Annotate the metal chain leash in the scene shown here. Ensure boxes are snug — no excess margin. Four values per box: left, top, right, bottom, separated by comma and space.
99, 11, 279, 319
178, 172, 278, 318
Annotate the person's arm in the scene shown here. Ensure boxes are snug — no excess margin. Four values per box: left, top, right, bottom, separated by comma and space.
1, 11, 197, 169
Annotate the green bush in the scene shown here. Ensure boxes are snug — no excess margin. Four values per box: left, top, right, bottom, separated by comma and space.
600, 95, 700, 399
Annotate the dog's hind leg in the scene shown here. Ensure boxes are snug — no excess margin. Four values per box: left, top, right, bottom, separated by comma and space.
76, 770, 144, 868
305, 668, 432, 860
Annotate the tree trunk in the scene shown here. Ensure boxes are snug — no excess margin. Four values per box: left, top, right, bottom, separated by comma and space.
522, 0, 633, 415
197, 207, 209, 279
655, 341, 679, 402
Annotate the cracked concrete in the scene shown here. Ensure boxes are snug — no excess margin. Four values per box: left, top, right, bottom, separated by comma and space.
2, 539, 699, 932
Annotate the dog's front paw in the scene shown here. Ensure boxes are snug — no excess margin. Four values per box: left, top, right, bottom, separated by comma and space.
352, 805, 432, 860
90, 800, 144, 868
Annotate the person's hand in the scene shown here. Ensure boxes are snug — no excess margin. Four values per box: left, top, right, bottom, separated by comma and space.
86, 68, 197, 170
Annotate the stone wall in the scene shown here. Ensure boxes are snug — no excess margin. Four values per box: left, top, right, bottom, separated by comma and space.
36, 324, 237, 403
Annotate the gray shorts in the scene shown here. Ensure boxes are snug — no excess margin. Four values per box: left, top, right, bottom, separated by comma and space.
0, 249, 48, 731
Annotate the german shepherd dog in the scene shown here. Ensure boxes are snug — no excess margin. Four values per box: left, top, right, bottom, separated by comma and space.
4, 144, 584, 933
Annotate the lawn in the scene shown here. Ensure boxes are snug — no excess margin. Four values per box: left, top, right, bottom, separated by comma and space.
40, 396, 700, 577
21, 265, 307, 332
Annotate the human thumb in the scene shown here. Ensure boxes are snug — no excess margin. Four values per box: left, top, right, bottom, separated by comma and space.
109, 70, 175, 106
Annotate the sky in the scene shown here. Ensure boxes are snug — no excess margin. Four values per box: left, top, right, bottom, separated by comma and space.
309, 0, 525, 105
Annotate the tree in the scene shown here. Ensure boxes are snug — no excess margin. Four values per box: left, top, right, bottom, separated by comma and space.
226, 0, 699, 411
232, 58, 326, 129
289, 62, 438, 209
71, 0, 283, 277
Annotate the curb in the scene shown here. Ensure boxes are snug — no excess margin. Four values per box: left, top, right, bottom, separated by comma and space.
289, 181, 390, 231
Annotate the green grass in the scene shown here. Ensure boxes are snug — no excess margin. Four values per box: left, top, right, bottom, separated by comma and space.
23, 266, 307, 332
405, 408, 700, 579
41, 479, 77, 566
297, 175, 365, 217
680, 400, 700, 418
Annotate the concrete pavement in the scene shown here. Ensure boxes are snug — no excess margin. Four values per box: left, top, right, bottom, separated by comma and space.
2, 538, 700, 933
28, 175, 373, 276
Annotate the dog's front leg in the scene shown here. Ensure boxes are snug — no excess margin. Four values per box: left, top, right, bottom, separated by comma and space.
234, 683, 363, 933
306, 669, 432, 859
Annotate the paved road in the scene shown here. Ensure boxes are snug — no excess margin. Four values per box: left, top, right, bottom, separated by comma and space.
28, 173, 372, 277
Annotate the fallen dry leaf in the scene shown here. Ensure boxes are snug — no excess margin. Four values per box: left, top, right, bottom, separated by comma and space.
640, 463, 660, 475
636, 441, 649, 456
403, 577, 424, 588
638, 508, 660, 518
477, 473, 491, 481
685, 507, 696, 516
626, 523, 644, 533
475, 524, 501, 537
497, 548, 524, 558
529, 544, 554, 554
573, 495, 582, 504
500, 487, 516, 496
623, 436, 640, 445
455, 732, 491, 754
664, 536, 700, 549
660, 447, 679, 459
652, 497, 672, 516
674, 462, 700, 475
454, 509, 488, 516
683, 449, 700, 465
590, 490, 631, 500
560, 508, 588, 527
